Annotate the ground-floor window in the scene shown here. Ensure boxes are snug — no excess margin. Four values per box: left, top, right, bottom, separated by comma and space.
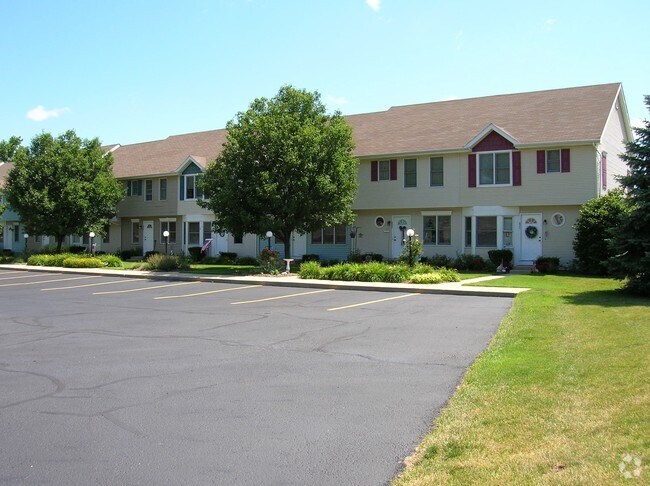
187, 222, 200, 246
311, 224, 346, 245
503, 217, 513, 247
131, 222, 140, 244
476, 217, 497, 247
203, 222, 213, 244
161, 221, 177, 244
423, 215, 451, 245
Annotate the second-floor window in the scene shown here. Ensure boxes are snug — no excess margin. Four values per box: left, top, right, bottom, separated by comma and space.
478, 152, 511, 186
185, 175, 203, 200
378, 160, 390, 181
404, 159, 417, 188
546, 150, 561, 173
159, 179, 167, 200
126, 180, 143, 197
430, 157, 444, 186
145, 180, 153, 201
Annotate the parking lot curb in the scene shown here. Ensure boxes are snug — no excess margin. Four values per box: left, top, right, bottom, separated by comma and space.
0, 264, 527, 298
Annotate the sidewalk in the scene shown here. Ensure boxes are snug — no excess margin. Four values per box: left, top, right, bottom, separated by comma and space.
0, 264, 528, 297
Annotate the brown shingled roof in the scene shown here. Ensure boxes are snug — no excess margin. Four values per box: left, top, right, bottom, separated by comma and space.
0, 162, 13, 188
108, 83, 622, 177
347, 82, 622, 157
111, 129, 228, 178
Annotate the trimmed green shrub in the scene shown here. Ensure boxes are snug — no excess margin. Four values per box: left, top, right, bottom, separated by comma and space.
2, 249, 15, 257
362, 253, 383, 262
144, 251, 160, 260
68, 245, 87, 254
422, 254, 453, 268
120, 248, 142, 260
487, 249, 513, 266
146, 254, 190, 271
299, 261, 323, 279
62, 257, 106, 268
410, 271, 460, 284
536, 256, 560, 274
28, 253, 76, 267
97, 254, 123, 267
236, 256, 259, 266
454, 253, 488, 271
302, 254, 320, 262
218, 251, 238, 264
188, 246, 205, 262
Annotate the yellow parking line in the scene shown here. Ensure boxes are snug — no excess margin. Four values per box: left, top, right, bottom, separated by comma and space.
0, 273, 55, 281
42, 280, 138, 291
0, 276, 98, 288
327, 293, 420, 311
94, 281, 199, 295
231, 288, 335, 305
155, 284, 262, 300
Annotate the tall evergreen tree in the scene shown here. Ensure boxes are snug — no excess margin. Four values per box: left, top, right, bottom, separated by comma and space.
608, 96, 650, 295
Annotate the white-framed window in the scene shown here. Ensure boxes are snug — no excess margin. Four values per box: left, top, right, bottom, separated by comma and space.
159, 179, 167, 201
378, 160, 390, 181
233, 233, 243, 244
160, 220, 177, 244
478, 152, 511, 186
423, 215, 451, 245
144, 179, 153, 201
131, 221, 140, 244
185, 174, 203, 200
546, 150, 561, 173
311, 224, 347, 245
375, 216, 385, 228
102, 223, 110, 244
187, 222, 201, 245
551, 212, 565, 227
404, 159, 417, 188
126, 180, 143, 197
203, 221, 213, 244
430, 157, 444, 187
465, 217, 472, 247
503, 217, 513, 247
476, 217, 497, 247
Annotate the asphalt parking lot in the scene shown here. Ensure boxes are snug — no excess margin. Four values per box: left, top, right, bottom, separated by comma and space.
0, 270, 513, 485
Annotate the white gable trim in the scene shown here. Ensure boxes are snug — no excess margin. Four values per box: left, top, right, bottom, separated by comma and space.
464, 123, 519, 150
175, 156, 204, 174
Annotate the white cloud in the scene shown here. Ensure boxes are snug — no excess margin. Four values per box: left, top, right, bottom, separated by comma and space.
326, 95, 349, 107
366, 0, 380, 12
26, 105, 70, 122
455, 30, 463, 50
543, 17, 556, 31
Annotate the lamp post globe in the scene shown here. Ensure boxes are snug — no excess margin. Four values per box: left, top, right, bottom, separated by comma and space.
89, 231, 96, 255
163, 230, 170, 255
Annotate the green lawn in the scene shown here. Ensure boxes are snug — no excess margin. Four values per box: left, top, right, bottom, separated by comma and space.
394, 274, 649, 485
183, 264, 260, 275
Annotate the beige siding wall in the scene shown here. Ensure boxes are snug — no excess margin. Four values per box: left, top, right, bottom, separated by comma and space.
228, 233, 259, 258
117, 176, 179, 218
599, 93, 630, 193
354, 145, 599, 211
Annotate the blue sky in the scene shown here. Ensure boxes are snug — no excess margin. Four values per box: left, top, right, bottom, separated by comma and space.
1, 0, 648, 147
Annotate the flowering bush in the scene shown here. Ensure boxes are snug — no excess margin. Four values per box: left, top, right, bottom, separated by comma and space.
258, 247, 282, 274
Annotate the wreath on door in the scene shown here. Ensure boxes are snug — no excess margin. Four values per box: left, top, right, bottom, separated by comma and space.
525, 225, 538, 239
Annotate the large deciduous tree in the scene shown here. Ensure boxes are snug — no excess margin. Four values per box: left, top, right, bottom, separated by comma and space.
198, 85, 358, 258
5, 130, 124, 252
608, 96, 650, 295
0, 136, 25, 161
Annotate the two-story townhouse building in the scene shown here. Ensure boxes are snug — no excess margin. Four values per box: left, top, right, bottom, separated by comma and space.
2, 83, 633, 265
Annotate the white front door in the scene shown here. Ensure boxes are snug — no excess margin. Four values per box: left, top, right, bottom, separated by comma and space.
4, 225, 12, 251
291, 232, 307, 259
391, 216, 411, 259
142, 221, 154, 254
520, 213, 543, 262
214, 232, 228, 256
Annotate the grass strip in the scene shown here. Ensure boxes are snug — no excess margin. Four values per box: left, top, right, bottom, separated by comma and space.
393, 274, 649, 485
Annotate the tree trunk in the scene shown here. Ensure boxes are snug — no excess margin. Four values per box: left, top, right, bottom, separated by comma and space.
282, 228, 292, 261
56, 235, 64, 253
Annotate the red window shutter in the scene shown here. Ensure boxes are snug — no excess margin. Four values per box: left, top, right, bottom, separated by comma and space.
537, 150, 546, 174
371, 160, 378, 181
512, 151, 521, 186
390, 159, 397, 181
468, 154, 477, 187
561, 149, 570, 173
602, 152, 607, 190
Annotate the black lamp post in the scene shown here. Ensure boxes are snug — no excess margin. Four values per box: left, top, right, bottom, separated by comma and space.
163, 230, 170, 255
266, 231, 272, 250
89, 231, 95, 255
406, 228, 415, 267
